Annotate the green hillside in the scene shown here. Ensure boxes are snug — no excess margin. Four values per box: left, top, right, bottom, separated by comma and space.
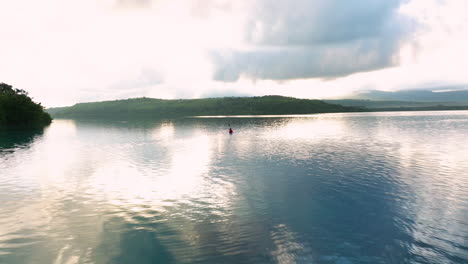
47, 96, 362, 119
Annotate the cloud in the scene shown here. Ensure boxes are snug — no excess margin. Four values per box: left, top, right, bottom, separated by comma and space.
212, 38, 398, 81
109, 68, 164, 91
1, 0, 466, 105
212, 0, 414, 81
190, 0, 238, 18
115, 0, 153, 8
68, 68, 164, 104
246, 0, 407, 45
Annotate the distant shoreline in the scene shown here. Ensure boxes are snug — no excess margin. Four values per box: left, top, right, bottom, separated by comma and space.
46, 96, 468, 120
46, 96, 361, 119
366, 106, 468, 112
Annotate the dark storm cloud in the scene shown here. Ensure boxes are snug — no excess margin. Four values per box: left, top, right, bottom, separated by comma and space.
213, 0, 414, 81
213, 38, 397, 81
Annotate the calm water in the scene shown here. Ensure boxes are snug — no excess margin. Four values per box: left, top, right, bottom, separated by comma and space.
1, 111, 467, 264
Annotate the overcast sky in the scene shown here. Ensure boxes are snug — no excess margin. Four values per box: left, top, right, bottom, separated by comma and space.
1, 0, 467, 107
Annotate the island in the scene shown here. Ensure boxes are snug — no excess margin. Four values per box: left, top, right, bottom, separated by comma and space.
46, 96, 363, 119
0, 83, 52, 128
47, 92, 468, 120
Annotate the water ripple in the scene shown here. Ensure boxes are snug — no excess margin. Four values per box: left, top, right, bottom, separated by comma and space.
0, 113, 467, 263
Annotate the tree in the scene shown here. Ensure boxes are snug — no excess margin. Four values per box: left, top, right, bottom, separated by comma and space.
0, 83, 52, 128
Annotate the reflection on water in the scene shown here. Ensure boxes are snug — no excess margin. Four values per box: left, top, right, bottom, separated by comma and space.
0, 128, 45, 152
0, 112, 467, 263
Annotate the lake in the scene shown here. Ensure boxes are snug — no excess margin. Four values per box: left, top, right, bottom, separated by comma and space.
1, 111, 467, 264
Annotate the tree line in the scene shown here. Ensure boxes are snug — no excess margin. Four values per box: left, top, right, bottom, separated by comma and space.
48, 96, 363, 119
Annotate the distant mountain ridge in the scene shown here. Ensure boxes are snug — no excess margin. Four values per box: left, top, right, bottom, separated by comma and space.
47, 96, 361, 119
346, 89, 468, 102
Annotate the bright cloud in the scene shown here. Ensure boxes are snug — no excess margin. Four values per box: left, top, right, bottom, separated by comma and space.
0, 0, 466, 107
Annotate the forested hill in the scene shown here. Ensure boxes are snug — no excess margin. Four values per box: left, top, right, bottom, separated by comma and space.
0, 83, 52, 128
47, 96, 362, 119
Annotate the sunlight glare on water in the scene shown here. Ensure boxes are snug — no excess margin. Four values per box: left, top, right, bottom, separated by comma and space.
0, 111, 467, 263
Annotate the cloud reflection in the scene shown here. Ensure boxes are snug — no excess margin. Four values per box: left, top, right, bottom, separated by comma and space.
1, 114, 468, 263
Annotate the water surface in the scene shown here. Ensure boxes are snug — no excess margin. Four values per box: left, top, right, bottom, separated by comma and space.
1, 111, 467, 263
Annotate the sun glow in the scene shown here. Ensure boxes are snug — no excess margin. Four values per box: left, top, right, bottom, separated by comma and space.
268, 117, 346, 141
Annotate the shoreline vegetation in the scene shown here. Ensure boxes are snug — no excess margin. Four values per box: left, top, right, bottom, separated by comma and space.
0, 83, 52, 129
47, 96, 468, 120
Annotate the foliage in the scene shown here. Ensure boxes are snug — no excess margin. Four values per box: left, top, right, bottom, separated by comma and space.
48, 96, 363, 119
0, 83, 52, 128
